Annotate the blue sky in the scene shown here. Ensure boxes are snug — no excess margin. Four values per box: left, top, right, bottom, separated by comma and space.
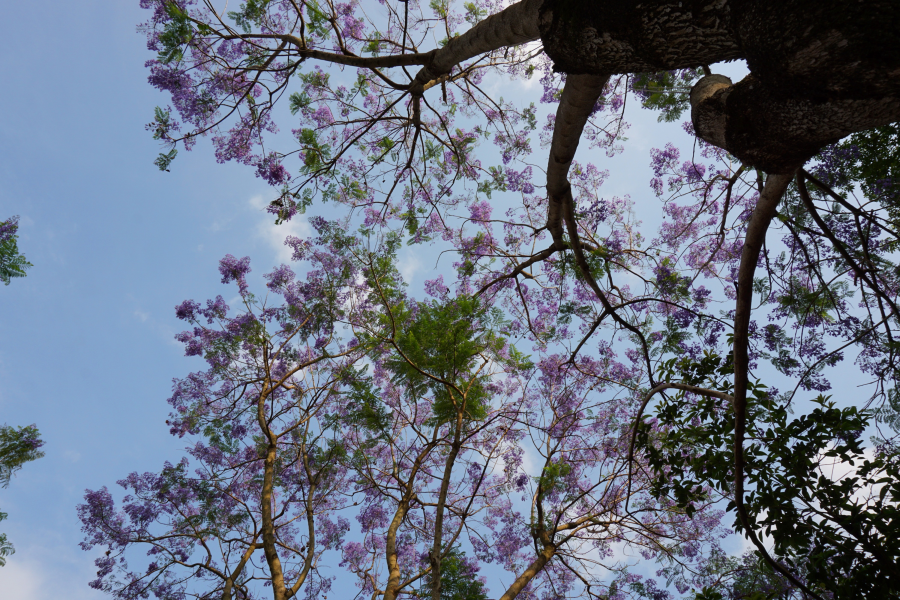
0, 1, 288, 593
0, 1, 785, 597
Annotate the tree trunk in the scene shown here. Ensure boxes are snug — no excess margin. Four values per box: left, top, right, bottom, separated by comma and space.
383, 499, 411, 600
538, 0, 900, 171
430, 411, 464, 600
261, 441, 290, 600
497, 543, 556, 600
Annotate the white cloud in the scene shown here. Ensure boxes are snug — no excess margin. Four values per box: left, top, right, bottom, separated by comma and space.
249, 195, 311, 264
1, 543, 105, 600
133, 309, 150, 323
733, 446, 885, 557
398, 250, 423, 284
0, 559, 42, 599
207, 218, 231, 232
816, 446, 884, 507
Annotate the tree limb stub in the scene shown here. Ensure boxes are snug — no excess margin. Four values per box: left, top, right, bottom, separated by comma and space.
691, 73, 900, 173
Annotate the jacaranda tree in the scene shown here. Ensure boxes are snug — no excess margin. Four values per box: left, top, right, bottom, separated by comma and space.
79, 0, 900, 597
80, 227, 728, 599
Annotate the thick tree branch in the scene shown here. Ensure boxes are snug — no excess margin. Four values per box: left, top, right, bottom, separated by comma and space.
730, 171, 822, 599
545, 73, 657, 390
497, 542, 556, 600
691, 74, 900, 173
546, 74, 609, 244
410, 0, 541, 94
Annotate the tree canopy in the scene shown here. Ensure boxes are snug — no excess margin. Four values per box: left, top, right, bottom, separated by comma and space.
78, 1, 900, 598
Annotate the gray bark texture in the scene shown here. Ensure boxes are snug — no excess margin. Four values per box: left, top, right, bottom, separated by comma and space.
538, 0, 900, 172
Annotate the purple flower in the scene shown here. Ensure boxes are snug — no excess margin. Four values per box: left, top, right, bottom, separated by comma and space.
200, 295, 228, 322
265, 264, 295, 290
175, 299, 201, 321
0, 215, 20, 243
424, 275, 449, 298
255, 153, 291, 186
469, 200, 492, 222
218, 254, 251, 295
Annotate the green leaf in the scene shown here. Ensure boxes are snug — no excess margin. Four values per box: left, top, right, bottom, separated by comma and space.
154, 148, 178, 172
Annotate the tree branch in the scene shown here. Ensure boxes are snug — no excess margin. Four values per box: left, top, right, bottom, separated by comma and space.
730, 171, 822, 599
409, 0, 541, 95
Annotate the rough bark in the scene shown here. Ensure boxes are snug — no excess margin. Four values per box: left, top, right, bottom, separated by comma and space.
691, 73, 900, 172
539, 0, 742, 74
547, 74, 659, 379
539, 0, 900, 172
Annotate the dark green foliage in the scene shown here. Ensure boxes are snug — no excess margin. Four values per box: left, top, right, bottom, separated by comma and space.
154, 148, 178, 172
476, 166, 507, 199
725, 553, 796, 600
638, 353, 900, 598
535, 458, 572, 495
149, 107, 174, 141
227, 0, 271, 34
156, 460, 250, 540
296, 128, 332, 174
341, 367, 392, 436
302, 0, 331, 39
416, 547, 489, 600
298, 69, 330, 90
813, 123, 900, 247
876, 387, 900, 435
631, 70, 702, 122
556, 300, 592, 326
773, 276, 853, 324
201, 418, 243, 455
157, 2, 194, 64
843, 125, 900, 195
682, 548, 799, 600
463, 2, 488, 25
269, 186, 315, 225
758, 324, 801, 376
384, 297, 506, 426
653, 316, 693, 358
821, 124, 900, 197
0, 425, 44, 489
0, 424, 45, 566
288, 91, 312, 115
